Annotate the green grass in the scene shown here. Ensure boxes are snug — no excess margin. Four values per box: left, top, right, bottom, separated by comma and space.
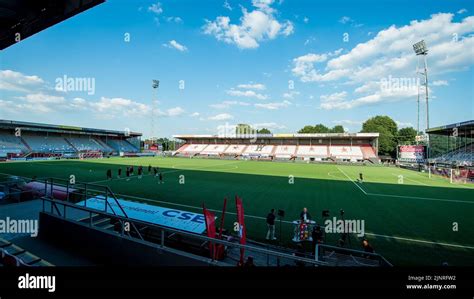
0, 157, 473, 266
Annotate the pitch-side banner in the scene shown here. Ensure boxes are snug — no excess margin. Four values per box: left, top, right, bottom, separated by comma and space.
78, 196, 207, 234
398, 145, 426, 161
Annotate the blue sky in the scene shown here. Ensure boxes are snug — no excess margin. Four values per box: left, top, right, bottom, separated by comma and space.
1, 0, 473, 138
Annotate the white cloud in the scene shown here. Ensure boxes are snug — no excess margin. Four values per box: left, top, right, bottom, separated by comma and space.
226, 88, 268, 100
282, 91, 300, 99
255, 100, 291, 110
236, 83, 266, 90
457, 8, 467, 14
432, 80, 449, 86
339, 16, 352, 24
292, 13, 474, 110
165, 106, 185, 116
190, 112, 200, 117
396, 121, 414, 128
208, 113, 234, 120
148, 2, 163, 15
223, 0, 232, 11
0, 70, 44, 92
209, 101, 250, 109
163, 40, 188, 52
202, 0, 294, 49
303, 17, 309, 24
166, 16, 183, 23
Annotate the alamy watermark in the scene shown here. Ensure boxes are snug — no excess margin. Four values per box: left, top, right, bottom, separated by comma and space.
217, 122, 258, 143
380, 75, 420, 93
324, 217, 365, 237
0, 217, 38, 237
55, 75, 95, 95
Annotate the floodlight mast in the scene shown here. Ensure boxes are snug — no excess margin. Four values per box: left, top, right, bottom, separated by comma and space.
413, 40, 429, 133
152, 80, 160, 143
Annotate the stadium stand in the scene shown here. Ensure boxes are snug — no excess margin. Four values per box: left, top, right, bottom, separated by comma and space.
0, 135, 28, 157
0, 120, 141, 159
295, 145, 328, 159
329, 145, 364, 161
105, 139, 139, 153
173, 133, 380, 163
200, 144, 229, 155
22, 134, 75, 153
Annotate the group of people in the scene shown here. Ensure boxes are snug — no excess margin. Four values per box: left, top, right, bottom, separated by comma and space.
105, 165, 164, 183
265, 206, 375, 259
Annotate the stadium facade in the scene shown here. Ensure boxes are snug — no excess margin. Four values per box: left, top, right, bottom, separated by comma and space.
0, 119, 141, 160
173, 133, 380, 163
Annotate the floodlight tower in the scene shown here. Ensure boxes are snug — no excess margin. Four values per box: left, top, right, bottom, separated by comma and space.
413, 40, 430, 133
151, 79, 160, 143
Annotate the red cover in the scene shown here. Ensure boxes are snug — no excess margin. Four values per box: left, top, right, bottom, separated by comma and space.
235, 196, 246, 264
203, 206, 216, 259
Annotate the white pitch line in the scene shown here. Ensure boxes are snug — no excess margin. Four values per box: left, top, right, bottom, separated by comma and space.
365, 232, 474, 250
105, 192, 474, 251
336, 166, 367, 195
391, 173, 430, 186
366, 192, 474, 204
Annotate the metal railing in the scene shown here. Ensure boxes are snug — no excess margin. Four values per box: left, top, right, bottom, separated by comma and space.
41, 196, 328, 267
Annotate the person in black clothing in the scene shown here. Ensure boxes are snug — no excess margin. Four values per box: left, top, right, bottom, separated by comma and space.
130, 166, 134, 175
106, 169, 112, 180
300, 207, 311, 222
311, 225, 324, 255
126, 167, 130, 180
148, 165, 152, 174
362, 239, 374, 258
117, 168, 122, 178
265, 209, 276, 240
158, 172, 163, 184
359, 172, 364, 183
153, 167, 158, 177
243, 256, 255, 267
138, 166, 143, 179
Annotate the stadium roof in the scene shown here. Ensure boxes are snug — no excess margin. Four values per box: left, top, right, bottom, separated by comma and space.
426, 120, 474, 136
0, 119, 141, 137
173, 133, 379, 140
0, 0, 105, 50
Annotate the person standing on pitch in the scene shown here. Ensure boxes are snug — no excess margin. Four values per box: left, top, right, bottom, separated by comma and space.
300, 207, 311, 222
159, 172, 163, 184
117, 168, 122, 179
138, 166, 143, 179
106, 169, 112, 180
266, 209, 277, 240
148, 165, 152, 174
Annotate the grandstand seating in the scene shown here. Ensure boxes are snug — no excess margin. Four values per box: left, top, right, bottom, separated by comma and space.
0, 135, 28, 157
361, 144, 377, 159
329, 145, 364, 160
105, 139, 139, 153
200, 144, 229, 155
173, 142, 378, 162
223, 144, 247, 155
295, 145, 328, 158
67, 136, 108, 152
22, 135, 74, 153
243, 145, 274, 156
432, 143, 473, 165
179, 144, 208, 154
274, 145, 297, 158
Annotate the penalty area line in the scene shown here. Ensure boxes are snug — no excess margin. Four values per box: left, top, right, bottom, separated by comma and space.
336, 166, 367, 195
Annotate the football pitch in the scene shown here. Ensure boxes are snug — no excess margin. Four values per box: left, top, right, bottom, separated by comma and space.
0, 157, 473, 266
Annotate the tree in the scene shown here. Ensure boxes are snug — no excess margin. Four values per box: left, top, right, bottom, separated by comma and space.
330, 125, 345, 133
298, 125, 316, 133
397, 127, 417, 144
361, 116, 398, 156
257, 128, 271, 134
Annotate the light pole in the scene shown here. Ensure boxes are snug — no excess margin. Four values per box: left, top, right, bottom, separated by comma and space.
152, 80, 159, 144
413, 40, 429, 133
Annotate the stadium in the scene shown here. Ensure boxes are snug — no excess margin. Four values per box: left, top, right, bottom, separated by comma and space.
0, 0, 474, 296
